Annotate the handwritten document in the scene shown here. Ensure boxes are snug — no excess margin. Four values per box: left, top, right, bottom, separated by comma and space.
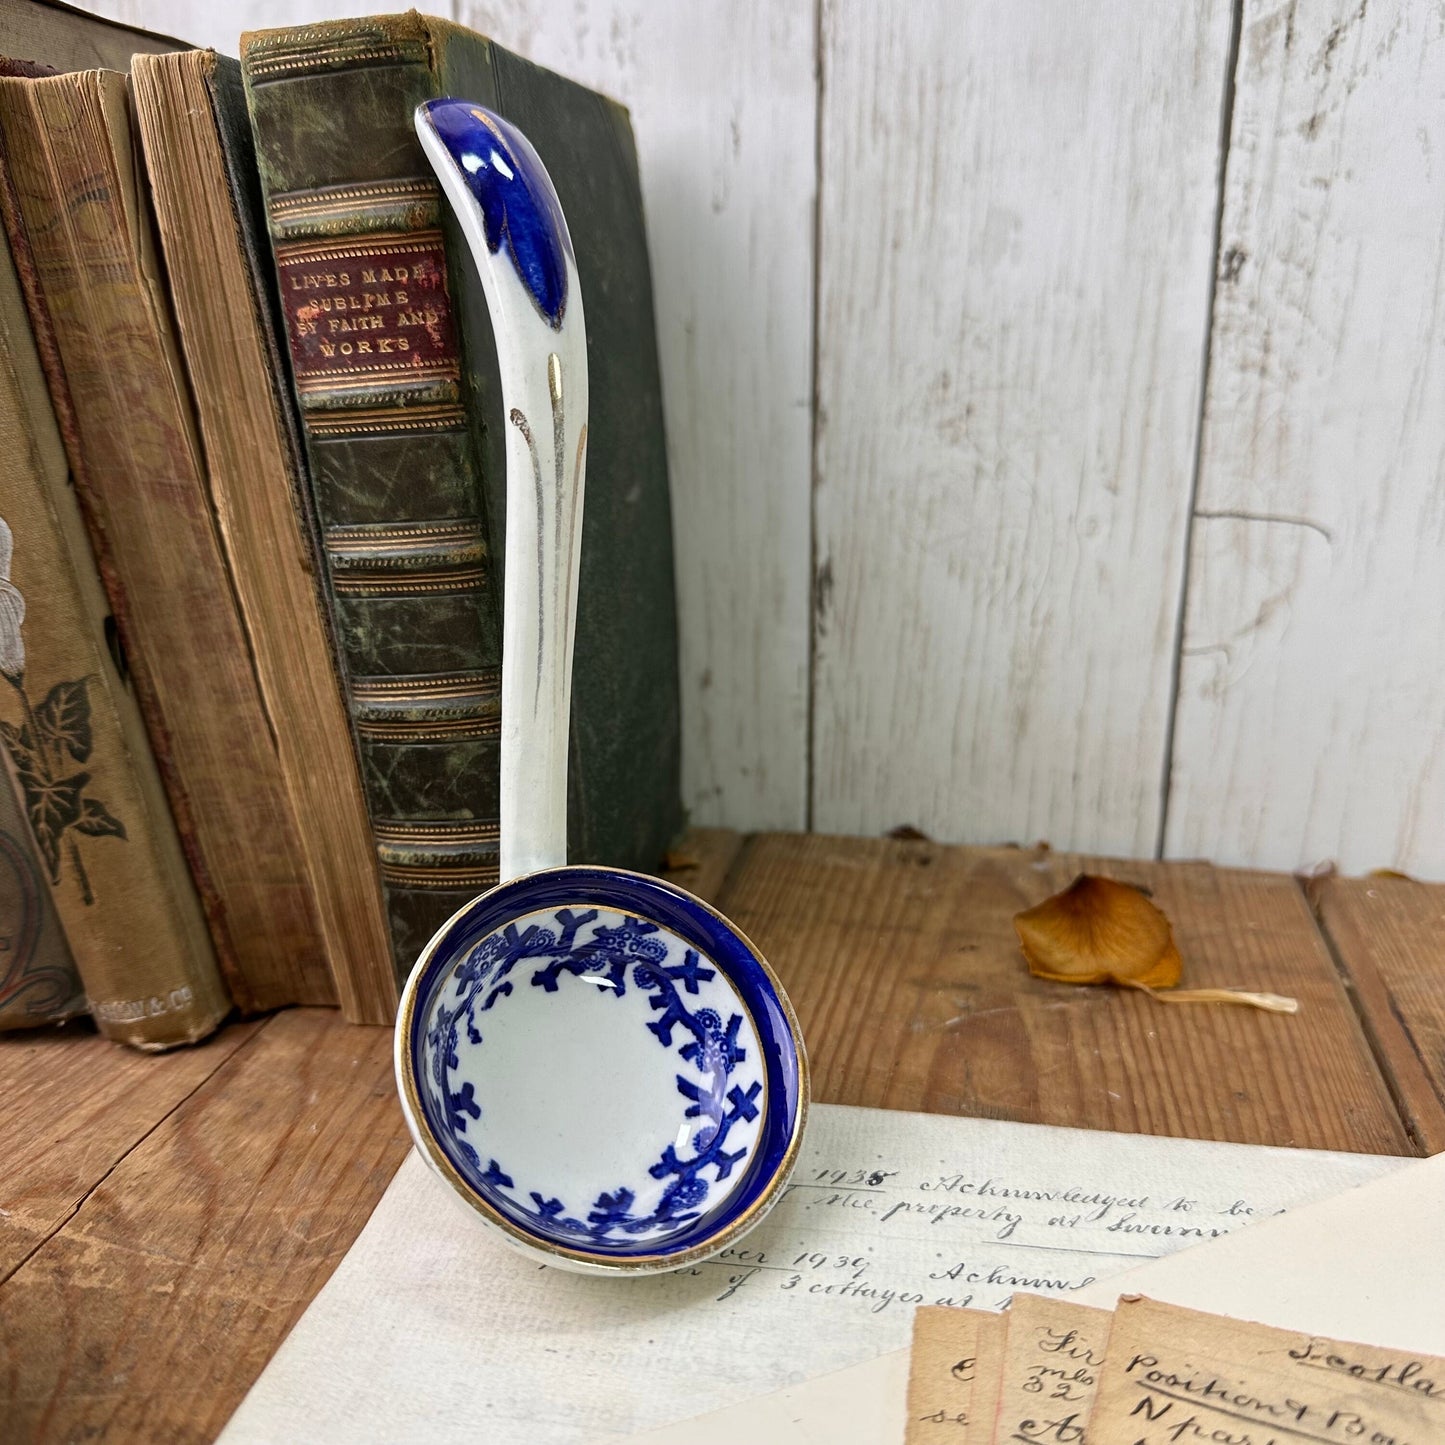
991, 1295, 1111, 1445
625, 1152, 1442, 1445
220, 1104, 1403, 1445
1089, 1296, 1445, 1444
905, 1307, 1005, 1443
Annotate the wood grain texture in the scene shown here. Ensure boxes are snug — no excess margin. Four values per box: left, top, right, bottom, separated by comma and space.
0, 1020, 258, 1281
810, 0, 1231, 855
1165, 0, 1445, 877
0, 1010, 411, 1445
722, 833, 1413, 1155
69, 0, 1445, 876
1, 837, 1437, 1441
0, 838, 739, 1441
1312, 873, 1445, 1155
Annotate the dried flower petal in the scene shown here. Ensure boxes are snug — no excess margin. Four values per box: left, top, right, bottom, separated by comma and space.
1013, 873, 1297, 1014
1014, 874, 1181, 988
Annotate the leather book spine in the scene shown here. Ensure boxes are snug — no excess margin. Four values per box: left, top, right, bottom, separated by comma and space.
0, 69, 329, 1013
243, 16, 506, 975
0, 209, 227, 1050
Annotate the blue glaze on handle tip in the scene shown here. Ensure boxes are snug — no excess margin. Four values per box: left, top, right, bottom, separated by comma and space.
420, 98, 571, 329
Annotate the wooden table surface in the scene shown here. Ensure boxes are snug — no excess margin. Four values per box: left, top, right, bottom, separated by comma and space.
3, 830, 1443, 1442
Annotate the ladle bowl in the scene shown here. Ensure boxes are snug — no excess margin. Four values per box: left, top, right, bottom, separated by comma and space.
397, 867, 806, 1272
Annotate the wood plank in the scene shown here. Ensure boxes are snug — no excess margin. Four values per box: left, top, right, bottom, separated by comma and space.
0, 1018, 260, 1280
1165, 0, 1445, 876
0, 845, 738, 1439
811, 0, 1231, 855
722, 833, 1413, 1155
0, 1008, 410, 1445
457, 0, 817, 832
1312, 873, 1445, 1155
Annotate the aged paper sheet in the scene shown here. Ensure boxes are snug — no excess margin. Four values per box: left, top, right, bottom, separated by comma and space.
628, 1150, 1442, 1445
905, 1307, 1006, 1444
220, 1104, 1403, 1445
989, 1295, 1111, 1445
1089, 1295, 1445, 1444
1069, 1149, 1445, 1349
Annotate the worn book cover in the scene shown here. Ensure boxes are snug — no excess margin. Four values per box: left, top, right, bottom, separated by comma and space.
0, 216, 226, 1050
242, 13, 683, 977
131, 49, 396, 1023
0, 67, 335, 1013
0, 744, 83, 1031
0, 0, 180, 73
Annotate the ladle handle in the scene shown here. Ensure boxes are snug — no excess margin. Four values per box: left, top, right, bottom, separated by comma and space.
416, 101, 588, 883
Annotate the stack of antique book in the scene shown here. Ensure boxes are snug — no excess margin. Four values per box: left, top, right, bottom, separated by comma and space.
0, 0, 681, 1048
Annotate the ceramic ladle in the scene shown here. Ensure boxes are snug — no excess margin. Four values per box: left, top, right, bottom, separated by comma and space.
394, 99, 807, 1276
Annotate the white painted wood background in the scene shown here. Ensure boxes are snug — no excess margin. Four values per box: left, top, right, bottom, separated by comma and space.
77, 0, 1445, 878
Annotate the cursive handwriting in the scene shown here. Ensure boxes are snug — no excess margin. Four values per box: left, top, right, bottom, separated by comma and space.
1289, 1339, 1444, 1401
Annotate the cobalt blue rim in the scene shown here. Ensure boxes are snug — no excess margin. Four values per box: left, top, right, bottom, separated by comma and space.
399, 865, 807, 1266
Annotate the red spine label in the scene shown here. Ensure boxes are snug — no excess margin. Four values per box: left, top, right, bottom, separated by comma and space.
275, 230, 461, 396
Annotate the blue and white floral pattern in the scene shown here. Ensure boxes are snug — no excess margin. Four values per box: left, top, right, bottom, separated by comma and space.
419, 903, 766, 1247
402, 867, 806, 1266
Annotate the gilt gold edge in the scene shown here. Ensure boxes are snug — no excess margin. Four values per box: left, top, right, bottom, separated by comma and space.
327, 522, 485, 549
270, 180, 439, 214
374, 821, 501, 843
356, 710, 500, 727
297, 365, 462, 393
352, 671, 499, 698
395, 865, 810, 1273
332, 588, 486, 602
332, 575, 487, 597
357, 725, 500, 744
381, 869, 499, 890
330, 557, 486, 576
274, 230, 446, 264
304, 409, 467, 437
246, 44, 423, 81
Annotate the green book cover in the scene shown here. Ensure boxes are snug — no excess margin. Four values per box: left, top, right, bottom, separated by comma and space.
242, 14, 682, 973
